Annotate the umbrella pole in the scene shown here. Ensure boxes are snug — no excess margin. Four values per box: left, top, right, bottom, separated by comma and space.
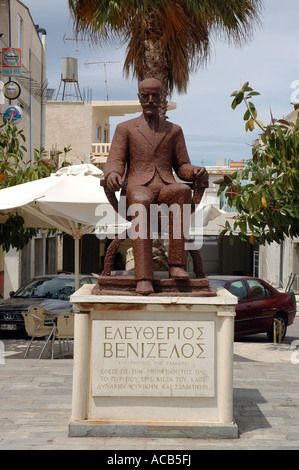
74, 235, 80, 291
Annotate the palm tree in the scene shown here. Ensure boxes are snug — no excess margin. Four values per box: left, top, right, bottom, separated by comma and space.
68, 0, 263, 117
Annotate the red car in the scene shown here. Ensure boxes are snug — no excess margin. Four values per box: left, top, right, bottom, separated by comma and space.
208, 276, 297, 340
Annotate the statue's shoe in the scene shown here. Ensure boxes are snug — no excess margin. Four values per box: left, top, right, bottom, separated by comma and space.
136, 280, 154, 295
169, 267, 189, 280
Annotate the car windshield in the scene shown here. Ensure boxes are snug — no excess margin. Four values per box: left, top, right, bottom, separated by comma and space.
14, 278, 81, 300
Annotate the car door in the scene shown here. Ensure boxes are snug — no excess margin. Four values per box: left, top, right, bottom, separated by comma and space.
242, 279, 276, 334
227, 280, 251, 335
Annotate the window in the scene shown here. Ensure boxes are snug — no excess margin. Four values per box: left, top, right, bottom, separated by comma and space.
18, 15, 23, 50
96, 126, 101, 141
247, 279, 273, 299
228, 280, 249, 301
103, 128, 109, 143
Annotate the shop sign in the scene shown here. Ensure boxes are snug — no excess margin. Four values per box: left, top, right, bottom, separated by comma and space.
3, 105, 23, 123
3, 81, 21, 100
2, 48, 21, 76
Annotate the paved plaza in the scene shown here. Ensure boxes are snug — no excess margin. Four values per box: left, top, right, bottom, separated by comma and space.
0, 319, 299, 450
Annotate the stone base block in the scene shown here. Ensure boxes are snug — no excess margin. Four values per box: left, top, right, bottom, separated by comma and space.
68, 419, 239, 439
69, 285, 238, 440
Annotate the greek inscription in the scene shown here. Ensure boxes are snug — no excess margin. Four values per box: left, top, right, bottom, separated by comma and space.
92, 321, 215, 397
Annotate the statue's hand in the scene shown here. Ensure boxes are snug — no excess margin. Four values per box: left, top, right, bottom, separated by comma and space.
193, 166, 209, 187
106, 172, 123, 192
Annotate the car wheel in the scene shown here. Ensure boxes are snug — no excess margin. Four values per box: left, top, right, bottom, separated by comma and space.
267, 313, 287, 342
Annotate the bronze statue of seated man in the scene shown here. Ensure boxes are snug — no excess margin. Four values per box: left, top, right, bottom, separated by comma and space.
104, 78, 208, 295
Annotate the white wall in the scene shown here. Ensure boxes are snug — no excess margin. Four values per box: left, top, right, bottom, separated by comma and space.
4, 248, 20, 298
259, 238, 296, 289
46, 101, 94, 164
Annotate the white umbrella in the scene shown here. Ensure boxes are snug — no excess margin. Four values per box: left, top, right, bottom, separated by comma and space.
0, 164, 125, 290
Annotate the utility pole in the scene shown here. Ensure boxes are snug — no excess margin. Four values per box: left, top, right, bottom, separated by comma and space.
84, 61, 119, 101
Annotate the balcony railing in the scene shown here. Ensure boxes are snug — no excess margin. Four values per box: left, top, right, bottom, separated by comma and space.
90, 143, 111, 165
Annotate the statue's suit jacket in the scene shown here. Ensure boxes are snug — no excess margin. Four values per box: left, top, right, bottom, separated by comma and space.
104, 114, 195, 187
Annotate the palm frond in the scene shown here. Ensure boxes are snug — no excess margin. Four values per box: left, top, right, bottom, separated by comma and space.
68, 0, 264, 97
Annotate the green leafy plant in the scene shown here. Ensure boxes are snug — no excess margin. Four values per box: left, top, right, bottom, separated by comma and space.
217, 82, 299, 246
0, 117, 71, 251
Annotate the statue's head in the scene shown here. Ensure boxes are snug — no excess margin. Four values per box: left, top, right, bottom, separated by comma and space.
138, 78, 162, 119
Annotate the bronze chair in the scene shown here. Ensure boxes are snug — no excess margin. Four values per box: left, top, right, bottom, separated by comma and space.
100, 174, 208, 278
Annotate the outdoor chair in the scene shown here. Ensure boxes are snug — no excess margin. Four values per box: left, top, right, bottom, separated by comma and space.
54, 313, 74, 358
22, 308, 56, 359
28, 305, 44, 317
28, 305, 51, 323
28, 304, 54, 328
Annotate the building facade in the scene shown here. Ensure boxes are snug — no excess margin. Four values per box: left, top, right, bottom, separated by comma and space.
46, 100, 143, 166
0, 0, 45, 156
0, 0, 54, 297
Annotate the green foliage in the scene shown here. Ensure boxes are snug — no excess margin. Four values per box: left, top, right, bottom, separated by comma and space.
0, 117, 71, 252
0, 214, 38, 253
217, 82, 299, 246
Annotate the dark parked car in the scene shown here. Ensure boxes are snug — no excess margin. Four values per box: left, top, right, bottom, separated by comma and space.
0, 274, 97, 336
208, 276, 297, 341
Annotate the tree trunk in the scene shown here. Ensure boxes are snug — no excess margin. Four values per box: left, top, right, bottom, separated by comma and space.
141, 15, 169, 120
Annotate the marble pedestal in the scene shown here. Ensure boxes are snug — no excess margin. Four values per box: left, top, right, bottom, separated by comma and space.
68, 284, 238, 438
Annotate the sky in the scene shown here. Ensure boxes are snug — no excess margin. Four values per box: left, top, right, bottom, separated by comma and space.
22, 0, 299, 167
